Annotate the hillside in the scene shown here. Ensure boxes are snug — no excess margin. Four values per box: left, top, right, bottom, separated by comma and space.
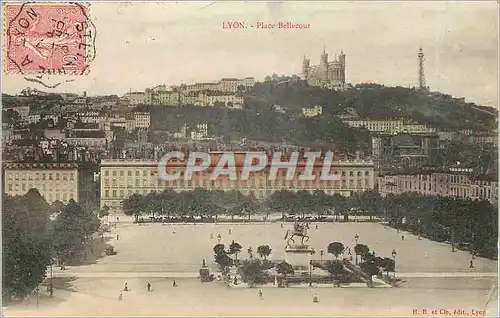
246, 80, 497, 131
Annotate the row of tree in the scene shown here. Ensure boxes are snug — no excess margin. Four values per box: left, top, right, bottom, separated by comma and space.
212, 240, 396, 287
123, 188, 497, 258
2, 190, 101, 302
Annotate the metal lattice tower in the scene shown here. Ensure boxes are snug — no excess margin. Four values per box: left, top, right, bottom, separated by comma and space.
418, 47, 426, 90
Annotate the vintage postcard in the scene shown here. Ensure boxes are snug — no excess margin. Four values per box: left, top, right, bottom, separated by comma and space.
1, 1, 498, 316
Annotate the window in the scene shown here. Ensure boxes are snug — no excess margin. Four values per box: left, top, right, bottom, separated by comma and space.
105, 171, 109, 176
113, 171, 117, 177
365, 171, 369, 176
120, 190, 124, 197
69, 174, 74, 180
105, 179, 110, 186
105, 190, 109, 198
120, 171, 124, 177
112, 190, 117, 198
22, 184, 26, 191
112, 179, 117, 186
48, 173, 53, 180
135, 179, 140, 187
56, 173, 60, 180
128, 171, 132, 177
63, 174, 67, 181
349, 171, 354, 177
8, 184, 13, 191
143, 171, 148, 176
136, 171, 140, 177
42, 173, 46, 180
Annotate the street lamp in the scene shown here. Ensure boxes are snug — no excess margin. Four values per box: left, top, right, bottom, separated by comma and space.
391, 249, 397, 281
354, 234, 360, 264
309, 260, 313, 287
417, 218, 421, 240
49, 262, 54, 297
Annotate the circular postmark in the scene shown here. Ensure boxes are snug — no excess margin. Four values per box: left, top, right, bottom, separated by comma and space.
5, 2, 96, 80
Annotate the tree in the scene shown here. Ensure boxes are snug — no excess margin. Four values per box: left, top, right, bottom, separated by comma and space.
239, 259, 266, 287
354, 244, 370, 264
50, 200, 100, 264
229, 240, 242, 260
213, 243, 233, 273
327, 260, 344, 286
213, 244, 226, 256
2, 193, 52, 302
276, 261, 294, 280
99, 205, 110, 222
381, 257, 395, 278
327, 242, 345, 260
123, 193, 143, 222
215, 253, 233, 273
359, 261, 379, 287
257, 245, 272, 260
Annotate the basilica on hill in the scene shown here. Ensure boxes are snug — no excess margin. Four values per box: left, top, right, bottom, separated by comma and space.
301, 48, 346, 91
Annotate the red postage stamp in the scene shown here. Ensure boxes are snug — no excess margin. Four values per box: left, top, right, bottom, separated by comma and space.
4, 2, 96, 75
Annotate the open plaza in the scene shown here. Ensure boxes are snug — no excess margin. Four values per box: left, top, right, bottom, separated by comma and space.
4, 219, 498, 316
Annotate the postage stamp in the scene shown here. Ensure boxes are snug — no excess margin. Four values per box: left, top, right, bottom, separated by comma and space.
4, 2, 96, 75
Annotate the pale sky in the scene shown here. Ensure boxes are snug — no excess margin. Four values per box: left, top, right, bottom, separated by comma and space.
2, 1, 498, 107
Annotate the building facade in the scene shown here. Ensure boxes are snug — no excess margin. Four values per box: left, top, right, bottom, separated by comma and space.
100, 153, 375, 214
3, 163, 79, 204
301, 105, 323, 117
344, 119, 436, 134
301, 49, 346, 90
378, 168, 498, 204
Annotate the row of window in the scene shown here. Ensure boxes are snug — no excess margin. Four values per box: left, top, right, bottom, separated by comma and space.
103, 177, 372, 187
102, 169, 372, 179
383, 185, 494, 200
7, 183, 77, 192
103, 178, 372, 188
6, 172, 76, 181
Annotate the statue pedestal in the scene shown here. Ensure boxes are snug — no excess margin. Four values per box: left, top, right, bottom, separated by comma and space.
285, 245, 315, 270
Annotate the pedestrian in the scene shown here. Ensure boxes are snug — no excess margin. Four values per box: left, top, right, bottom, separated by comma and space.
124, 282, 129, 291
470, 260, 474, 268
117, 217, 120, 222
217, 234, 222, 243
147, 282, 151, 292
116, 234, 119, 240
401, 235, 405, 241
228, 229, 232, 234
315, 224, 318, 230
258, 289, 263, 299
348, 248, 352, 255
173, 279, 177, 287
118, 292, 123, 301
281, 224, 284, 228
202, 258, 206, 267
210, 233, 214, 239
173, 229, 176, 234
313, 295, 319, 303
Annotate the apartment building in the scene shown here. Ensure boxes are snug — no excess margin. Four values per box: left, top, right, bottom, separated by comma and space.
99, 153, 375, 214
3, 163, 79, 204
343, 119, 436, 134
301, 105, 323, 117
378, 167, 498, 204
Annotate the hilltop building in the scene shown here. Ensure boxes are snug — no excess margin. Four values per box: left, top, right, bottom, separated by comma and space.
301, 48, 346, 90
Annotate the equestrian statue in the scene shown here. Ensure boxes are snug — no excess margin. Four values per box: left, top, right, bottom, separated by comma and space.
284, 219, 310, 246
